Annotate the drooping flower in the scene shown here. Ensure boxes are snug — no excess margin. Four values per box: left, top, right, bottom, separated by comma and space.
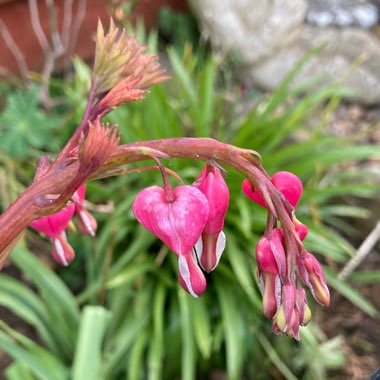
29, 204, 75, 266
193, 165, 230, 272
256, 229, 286, 319
242, 171, 303, 209
132, 185, 209, 297
301, 252, 330, 307
72, 185, 97, 237
271, 171, 303, 208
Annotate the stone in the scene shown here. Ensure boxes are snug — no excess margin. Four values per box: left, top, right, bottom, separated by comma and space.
189, 0, 307, 64
190, 0, 380, 104
306, 0, 379, 29
250, 26, 380, 104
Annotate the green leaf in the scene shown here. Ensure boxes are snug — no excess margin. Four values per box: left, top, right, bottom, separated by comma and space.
72, 306, 112, 380
188, 296, 212, 359
11, 245, 80, 357
0, 274, 58, 352
5, 361, 36, 380
325, 269, 377, 316
148, 284, 166, 380
0, 321, 68, 380
178, 291, 196, 380
215, 278, 246, 380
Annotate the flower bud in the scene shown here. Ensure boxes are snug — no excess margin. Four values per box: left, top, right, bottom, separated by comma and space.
193, 165, 229, 272
294, 217, 308, 241
73, 185, 97, 237
271, 171, 303, 208
303, 252, 330, 307
52, 232, 75, 266
256, 231, 286, 319
242, 179, 266, 207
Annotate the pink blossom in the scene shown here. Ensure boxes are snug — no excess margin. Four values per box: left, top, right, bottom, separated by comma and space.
193, 165, 229, 272
132, 185, 209, 297
29, 204, 75, 266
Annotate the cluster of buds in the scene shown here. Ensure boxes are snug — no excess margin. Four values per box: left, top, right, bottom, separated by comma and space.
0, 19, 331, 341
243, 172, 330, 339
132, 163, 229, 297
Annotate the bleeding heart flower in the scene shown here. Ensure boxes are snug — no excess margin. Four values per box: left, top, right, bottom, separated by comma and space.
256, 229, 286, 319
271, 171, 303, 208
243, 171, 303, 209
242, 179, 266, 207
193, 165, 229, 272
132, 184, 209, 297
29, 204, 76, 266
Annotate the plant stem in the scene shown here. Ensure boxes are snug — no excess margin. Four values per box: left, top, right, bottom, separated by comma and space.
0, 137, 294, 268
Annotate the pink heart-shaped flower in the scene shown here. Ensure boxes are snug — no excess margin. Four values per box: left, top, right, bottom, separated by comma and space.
132, 185, 209, 255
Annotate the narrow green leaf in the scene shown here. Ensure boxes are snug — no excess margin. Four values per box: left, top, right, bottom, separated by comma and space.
256, 331, 298, 380
128, 331, 149, 380
0, 322, 68, 380
72, 306, 112, 380
188, 296, 212, 359
325, 269, 377, 316
215, 278, 246, 380
148, 284, 166, 380
5, 361, 36, 380
0, 274, 57, 351
178, 291, 196, 380
167, 47, 197, 106
350, 271, 380, 283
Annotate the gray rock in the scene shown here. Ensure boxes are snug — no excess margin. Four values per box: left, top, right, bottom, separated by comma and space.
306, 0, 379, 29
250, 26, 380, 104
190, 0, 380, 104
189, 0, 307, 64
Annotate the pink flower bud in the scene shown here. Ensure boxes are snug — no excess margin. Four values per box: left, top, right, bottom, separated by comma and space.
132, 185, 209, 255
72, 185, 97, 237
294, 217, 308, 241
242, 179, 266, 207
52, 232, 75, 266
193, 165, 229, 272
178, 250, 207, 298
271, 171, 303, 208
256, 230, 286, 319
303, 252, 330, 307
243, 171, 303, 209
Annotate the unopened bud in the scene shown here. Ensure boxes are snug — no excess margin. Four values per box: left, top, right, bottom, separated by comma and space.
303, 253, 330, 307
302, 304, 312, 326
77, 209, 98, 237
52, 233, 75, 266
275, 305, 287, 332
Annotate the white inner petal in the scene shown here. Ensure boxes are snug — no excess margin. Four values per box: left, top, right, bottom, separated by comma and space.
215, 231, 226, 265
194, 237, 203, 261
80, 210, 95, 237
53, 238, 68, 266
178, 255, 198, 298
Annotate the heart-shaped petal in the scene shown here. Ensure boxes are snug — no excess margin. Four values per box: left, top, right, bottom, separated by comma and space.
132, 185, 209, 255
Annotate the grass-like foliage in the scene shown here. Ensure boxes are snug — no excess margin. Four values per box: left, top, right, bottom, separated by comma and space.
0, 33, 379, 380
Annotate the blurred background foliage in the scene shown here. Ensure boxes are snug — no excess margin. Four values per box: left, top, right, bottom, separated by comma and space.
0, 5, 379, 380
